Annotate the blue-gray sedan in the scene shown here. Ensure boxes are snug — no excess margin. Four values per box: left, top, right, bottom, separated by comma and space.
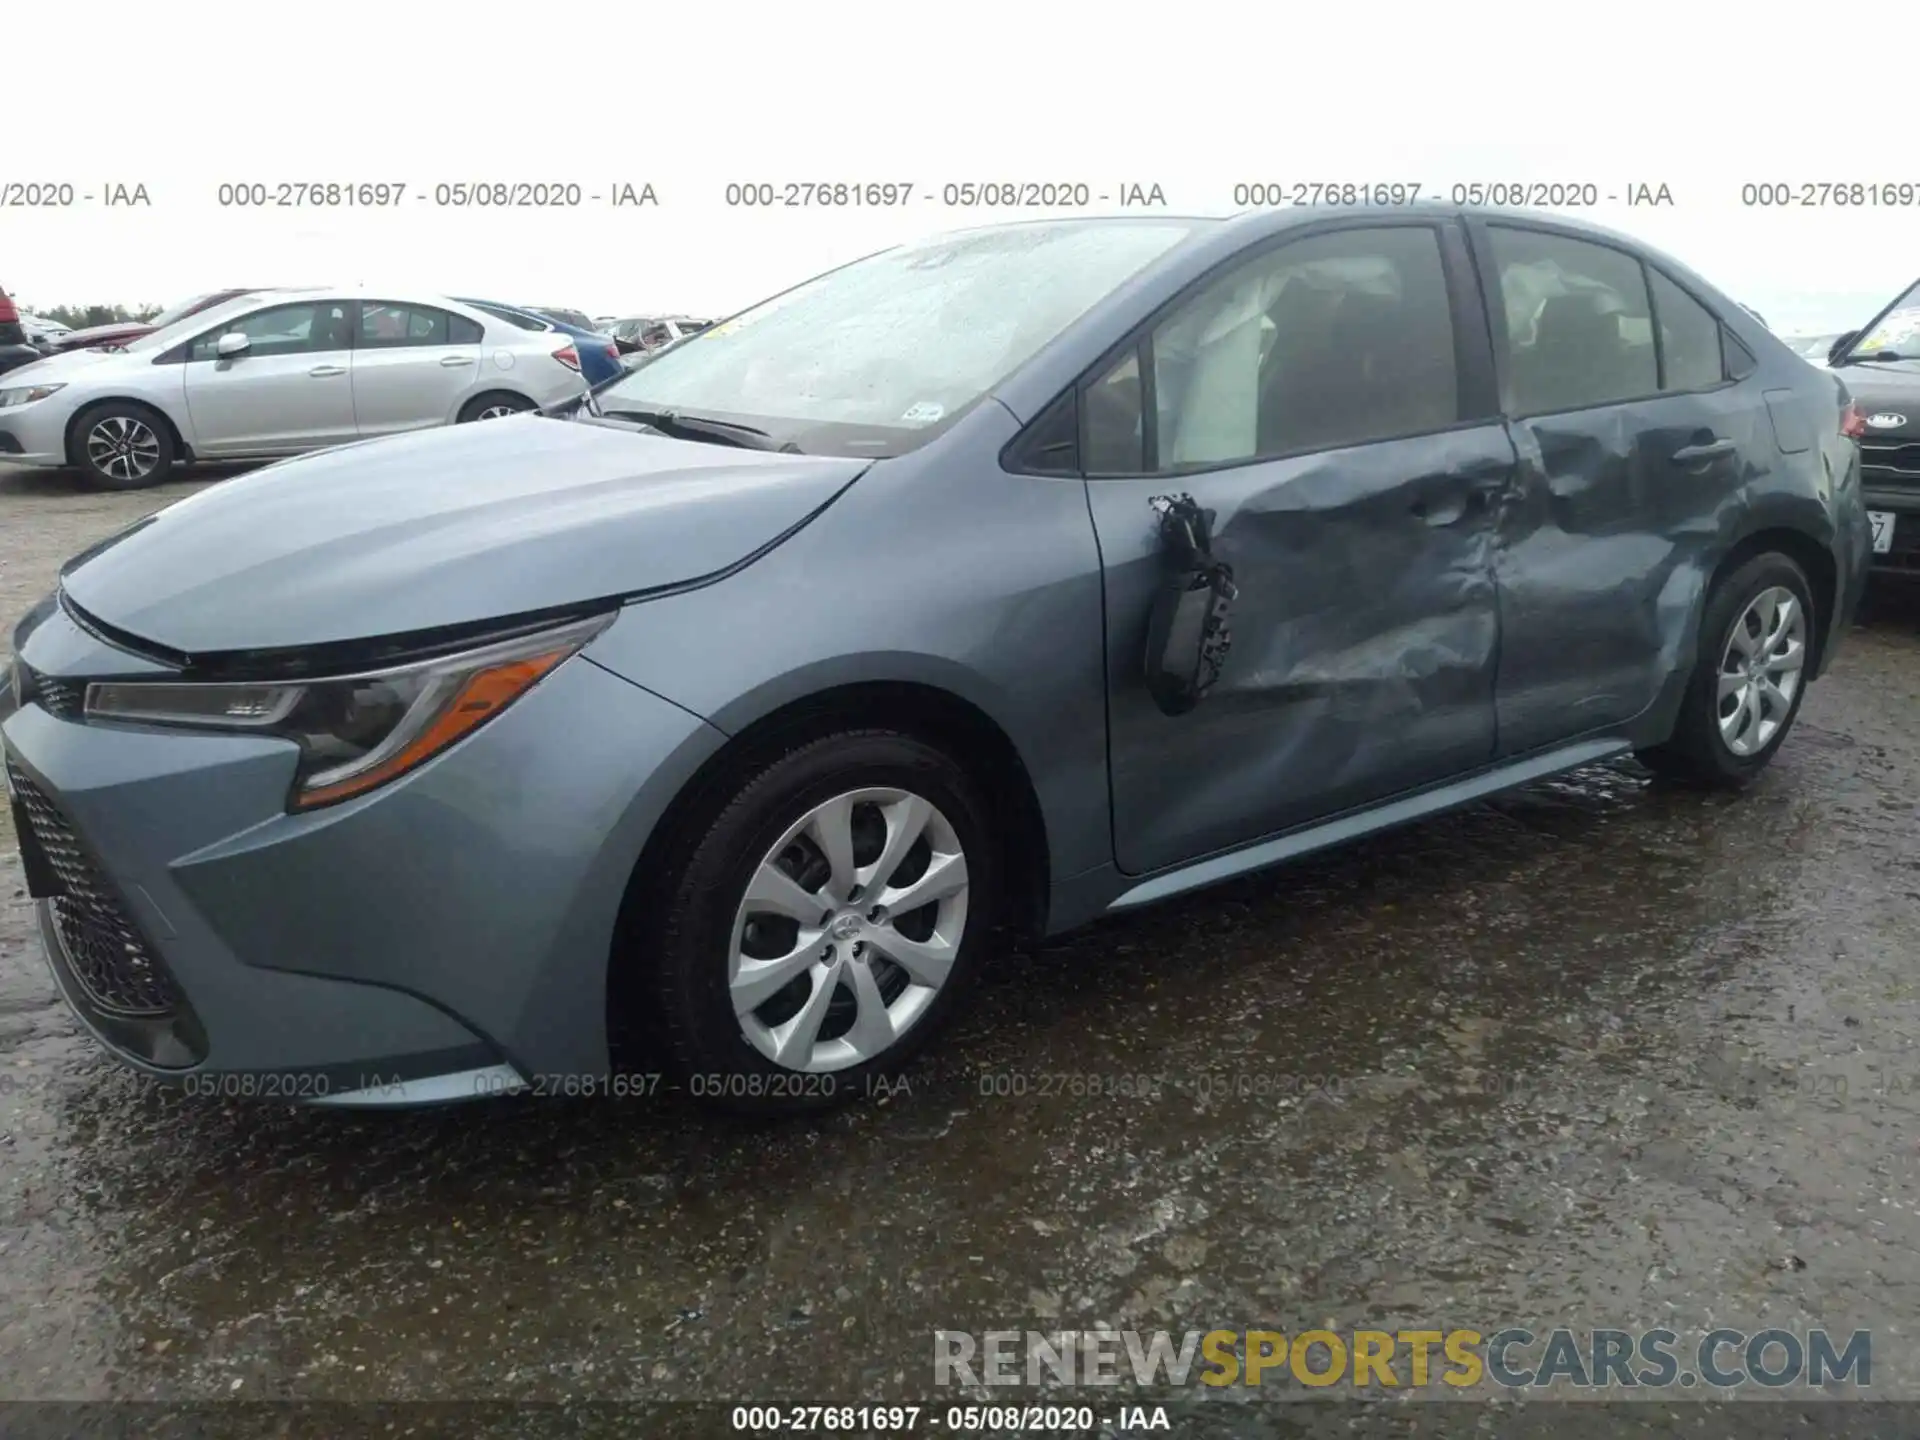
1, 208, 1872, 1114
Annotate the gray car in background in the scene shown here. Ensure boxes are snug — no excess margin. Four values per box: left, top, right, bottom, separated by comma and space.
0, 288, 591, 488
1, 209, 1869, 1116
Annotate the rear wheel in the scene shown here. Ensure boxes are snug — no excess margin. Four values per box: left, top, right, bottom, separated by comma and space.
1638, 551, 1815, 787
458, 391, 533, 423
632, 730, 1000, 1116
70, 402, 176, 489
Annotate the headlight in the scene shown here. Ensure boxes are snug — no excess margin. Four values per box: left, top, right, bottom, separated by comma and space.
0, 382, 66, 408
82, 612, 614, 809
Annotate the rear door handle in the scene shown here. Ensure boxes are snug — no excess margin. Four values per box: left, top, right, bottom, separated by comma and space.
439, 355, 475, 367
1672, 438, 1736, 464
308, 364, 346, 377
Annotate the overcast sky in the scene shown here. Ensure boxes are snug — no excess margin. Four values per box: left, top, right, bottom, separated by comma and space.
9, 0, 1915, 337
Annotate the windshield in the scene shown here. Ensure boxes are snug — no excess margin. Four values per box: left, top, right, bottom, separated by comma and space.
595, 219, 1201, 455
1852, 280, 1920, 358
538, 309, 597, 330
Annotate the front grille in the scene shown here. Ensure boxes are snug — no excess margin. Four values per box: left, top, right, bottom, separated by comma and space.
6, 757, 182, 1017
1861, 439, 1920, 491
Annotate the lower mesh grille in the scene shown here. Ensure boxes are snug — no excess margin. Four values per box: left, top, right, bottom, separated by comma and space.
7, 757, 182, 1017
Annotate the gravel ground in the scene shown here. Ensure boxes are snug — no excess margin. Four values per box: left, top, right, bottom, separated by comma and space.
3, 461, 1920, 1437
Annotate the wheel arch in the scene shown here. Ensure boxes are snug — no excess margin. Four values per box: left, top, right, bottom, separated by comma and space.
605, 677, 1054, 1064
63, 395, 193, 466
1713, 524, 1837, 674
455, 388, 537, 423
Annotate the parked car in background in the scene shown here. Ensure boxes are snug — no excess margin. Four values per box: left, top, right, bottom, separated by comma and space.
0, 209, 1867, 1116
608, 315, 712, 355
0, 287, 40, 377
525, 306, 602, 333
456, 299, 624, 387
21, 316, 72, 350
0, 287, 588, 489
47, 289, 267, 354
1824, 277, 1920, 575
1782, 333, 1845, 367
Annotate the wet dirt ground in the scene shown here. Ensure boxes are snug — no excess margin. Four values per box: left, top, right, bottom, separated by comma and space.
4, 462, 1920, 1436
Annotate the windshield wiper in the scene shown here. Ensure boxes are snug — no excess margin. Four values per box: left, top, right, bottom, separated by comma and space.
1850, 349, 1907, 362
598, 407, 790, 451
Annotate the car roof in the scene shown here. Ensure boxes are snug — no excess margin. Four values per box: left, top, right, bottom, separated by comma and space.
143, 286, 507, 341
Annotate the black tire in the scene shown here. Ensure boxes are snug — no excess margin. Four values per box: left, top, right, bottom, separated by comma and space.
69, 401, 177, 490
1637, 551, 1816, 788
457, 391, 534, 423
635, 729, 1001, 1117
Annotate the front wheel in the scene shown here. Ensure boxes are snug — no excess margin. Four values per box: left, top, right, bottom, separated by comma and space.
634, 730, 1001, 1116
1638, 551, 1815, 787
457, 392, 534, 423
70, 402, 176, 490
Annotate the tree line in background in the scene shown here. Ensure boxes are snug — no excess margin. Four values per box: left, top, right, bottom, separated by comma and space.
25, 303, 164, 328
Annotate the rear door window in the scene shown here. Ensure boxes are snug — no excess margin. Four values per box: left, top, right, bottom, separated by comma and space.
1486, 227, 1658, 415
359, 303, 477, 349
1648, 269, 1725, 392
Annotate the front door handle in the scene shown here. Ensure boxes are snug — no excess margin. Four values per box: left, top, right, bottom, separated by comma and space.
1672, 437, 1736, 464
308, 364, 346, 377
439, 355, 475, 367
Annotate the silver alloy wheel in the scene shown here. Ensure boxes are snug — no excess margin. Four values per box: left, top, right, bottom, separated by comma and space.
475, 403, 522, 420
1716, 584, 1807, 757
85, 415, 161, 483
729, 787, 970, 1073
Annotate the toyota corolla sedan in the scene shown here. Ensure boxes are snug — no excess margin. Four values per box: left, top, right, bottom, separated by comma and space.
0, 287, 591, 489
1, 208, 1870, 1116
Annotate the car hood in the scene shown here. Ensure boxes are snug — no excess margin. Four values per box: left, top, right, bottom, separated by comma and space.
1833, 358, 1920, 437
59, 416, 871, 656
0, 347, 136, 387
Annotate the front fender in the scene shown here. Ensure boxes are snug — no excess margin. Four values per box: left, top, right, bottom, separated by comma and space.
581, 417, 1114, 889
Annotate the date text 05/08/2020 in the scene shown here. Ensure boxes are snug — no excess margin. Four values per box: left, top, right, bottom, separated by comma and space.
210, 181, 660, 208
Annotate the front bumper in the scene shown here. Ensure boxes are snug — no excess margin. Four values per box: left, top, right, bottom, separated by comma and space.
1858, 432, 1920, 575
1862, 489, 1920, 576
2, 614, 725, 1102
0, 397, 71, 466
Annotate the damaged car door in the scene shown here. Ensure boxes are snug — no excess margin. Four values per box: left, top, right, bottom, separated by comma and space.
1470, 221, 1771, 756
1082, 219, 1515, 876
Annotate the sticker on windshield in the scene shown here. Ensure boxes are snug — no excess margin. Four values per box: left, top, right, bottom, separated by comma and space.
900, 401, 945, 425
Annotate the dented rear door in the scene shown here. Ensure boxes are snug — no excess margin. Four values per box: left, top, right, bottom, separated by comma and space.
1085, 218, 1512, 876
1467, 219, 1765, 758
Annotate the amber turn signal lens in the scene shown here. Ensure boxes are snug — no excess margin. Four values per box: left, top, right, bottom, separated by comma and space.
292, 649, 570, 809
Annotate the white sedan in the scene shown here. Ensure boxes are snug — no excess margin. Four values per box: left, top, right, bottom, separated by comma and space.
20, 315, 72, 346
0, 287, 591, 489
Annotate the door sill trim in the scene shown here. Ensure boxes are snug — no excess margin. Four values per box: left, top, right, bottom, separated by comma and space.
1106, 736, 1631, 912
